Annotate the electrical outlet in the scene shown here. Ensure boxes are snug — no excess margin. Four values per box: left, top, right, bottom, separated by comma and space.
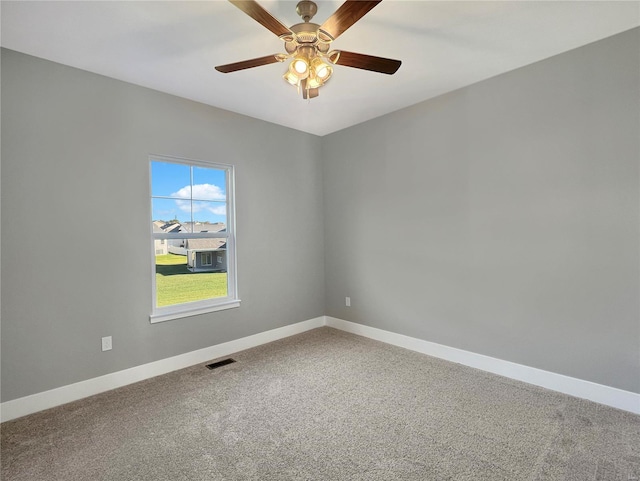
345, 297, 351, 307
101, 336, 112, 352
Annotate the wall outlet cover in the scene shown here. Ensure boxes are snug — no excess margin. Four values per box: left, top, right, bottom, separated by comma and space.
101, 336, 112, 352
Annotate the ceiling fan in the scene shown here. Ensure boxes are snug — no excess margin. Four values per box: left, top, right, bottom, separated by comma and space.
215, 0, 401, 99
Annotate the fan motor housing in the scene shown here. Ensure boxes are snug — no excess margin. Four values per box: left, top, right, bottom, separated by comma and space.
285, 23, 330, 54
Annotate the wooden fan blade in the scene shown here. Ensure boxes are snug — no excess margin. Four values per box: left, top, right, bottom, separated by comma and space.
319, 0, 381, 41
329, 50, 401, 75
215, 54, 281, 73
229, 0, 294, 40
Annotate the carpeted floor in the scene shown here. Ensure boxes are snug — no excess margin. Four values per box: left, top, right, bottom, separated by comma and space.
2, 327, 639, 480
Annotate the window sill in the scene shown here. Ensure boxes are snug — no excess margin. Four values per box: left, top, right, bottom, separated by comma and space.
150, 299, 241, 324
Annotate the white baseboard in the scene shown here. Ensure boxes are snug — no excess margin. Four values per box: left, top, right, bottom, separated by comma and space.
325, 317, 640, 415
0, 316, 325, 422
3, 315, 638, 422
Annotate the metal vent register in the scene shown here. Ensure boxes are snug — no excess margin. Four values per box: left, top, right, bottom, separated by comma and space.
206, 358, 236, 370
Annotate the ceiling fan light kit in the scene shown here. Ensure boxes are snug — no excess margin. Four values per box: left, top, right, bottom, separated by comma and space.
215, 0, 401, 99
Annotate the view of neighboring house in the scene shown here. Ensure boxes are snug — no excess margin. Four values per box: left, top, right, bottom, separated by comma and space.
154, 221, 227, 272
185, 238, 227, 272
153, 221, 182, 255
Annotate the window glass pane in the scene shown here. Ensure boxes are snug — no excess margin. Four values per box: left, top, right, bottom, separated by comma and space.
151, 161, 191, 198
152, 198, 191, 226
155, 251, 228, 307
191, 201, 227, 228
192, 167, 226, 201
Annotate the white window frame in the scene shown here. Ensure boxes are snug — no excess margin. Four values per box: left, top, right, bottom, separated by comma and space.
149, 154, 240, 323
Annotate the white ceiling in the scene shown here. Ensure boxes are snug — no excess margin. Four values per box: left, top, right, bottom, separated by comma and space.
2, 1, 639, 136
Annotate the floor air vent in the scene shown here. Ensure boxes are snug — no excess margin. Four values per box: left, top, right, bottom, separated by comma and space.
206, 358, 236, 370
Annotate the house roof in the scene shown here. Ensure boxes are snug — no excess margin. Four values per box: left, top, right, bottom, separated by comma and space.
181, 222, 226, 234
152, 221, 226, 234
153, 222, 181, 234
185, 239, 226, 251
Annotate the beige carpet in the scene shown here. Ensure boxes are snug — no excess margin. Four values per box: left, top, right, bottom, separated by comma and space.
2, 327, 639, 480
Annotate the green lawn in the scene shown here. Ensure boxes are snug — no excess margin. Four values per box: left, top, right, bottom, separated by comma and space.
155, 254, 227, 307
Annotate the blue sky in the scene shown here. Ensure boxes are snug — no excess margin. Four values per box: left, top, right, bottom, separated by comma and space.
151, 161, 227, 224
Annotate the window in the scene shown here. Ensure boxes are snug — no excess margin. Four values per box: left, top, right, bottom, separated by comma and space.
150, 155, 239, 322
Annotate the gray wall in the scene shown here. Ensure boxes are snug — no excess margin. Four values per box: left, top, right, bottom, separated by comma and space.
1, 49, 325, 402
322, 28, 640, 393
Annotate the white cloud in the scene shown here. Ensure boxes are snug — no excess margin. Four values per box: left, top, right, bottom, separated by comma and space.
171, 184, 225, 201
207, 205, 227, 216
173, 199, 191, 213
171, 184, 226, 215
